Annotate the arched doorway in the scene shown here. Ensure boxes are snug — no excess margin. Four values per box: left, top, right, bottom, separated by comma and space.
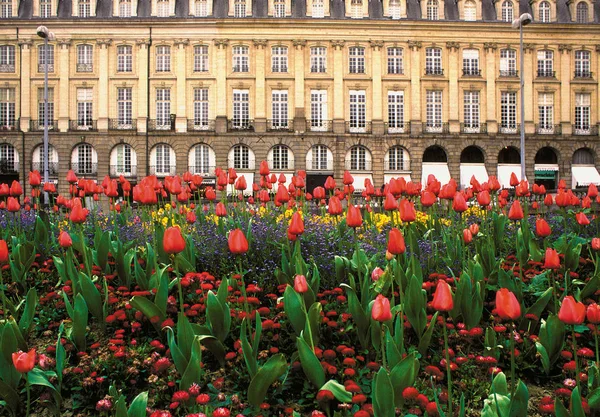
572, 148, 600, 188
534, 147, 559, 190
305, 144, 334, 193
497, 146, 522, 188
459, 146, 488, 189
421, 145, 450, 186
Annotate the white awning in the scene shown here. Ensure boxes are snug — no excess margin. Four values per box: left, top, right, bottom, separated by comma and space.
497, 164, 522, 188
421, 162, 451, 186
227, 173, 254, 196
534, 164, 559, 172
459, 164, 488, 189
572, 165, 600, 187
350, 173, 374, 192
384, 173, 412, 185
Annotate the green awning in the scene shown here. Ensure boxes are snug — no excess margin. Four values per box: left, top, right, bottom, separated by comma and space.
535, 170, 556, 180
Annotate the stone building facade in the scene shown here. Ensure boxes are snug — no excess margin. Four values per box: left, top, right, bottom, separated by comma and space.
0, 0, 599, 196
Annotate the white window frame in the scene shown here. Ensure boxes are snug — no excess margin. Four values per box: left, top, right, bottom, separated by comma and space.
387, 47, 403, 74
575, 50, 591, 77
270, 145, 290, 170
191, 144, 213, 174
76, 143, 95, 175
156, 0, 169, 16
234, 0, 246, 16
426, 0, 438, 20
463, 90, 480, 132
119, 0, 131, 16
274, 0, 285, 16
310, 46, 327, 73
576, 1, 588, 23
538, 92, 554, 132
349, 90, 366, 132
387, 91, 404, 132
311, 145, 330, 171
194, 45, 209, 72
156, 45, 171, 72
78, 0, 91, 17
232, 144, 250, 169
38, 44, 54, 73
154, 144, 173, 175
232, 89, 250, 128
76, 88, 93, 129
117, 45, 133, 72
538, 1, 550, 22
500, 91, 517, 133
350, 0, 362, 18
574, 93, 591, 134
1, 0, 12, 18
114, 144, 133, 175
500, 49, 516, 76
195, 0, 208, 15
233, 46, 249, 72
386, 146, 409, 171
349, 46, 365, 74
425, 90, 443, 132
310, 89, 328, 131
425, 47, 442, 75
76, 44, 93, 72
349, 146, 369, 171
501, 0, 513, 22
156, 88, 171, 129
271, 90, 288, 129
312, 0, 324, 16
464, 0, 476, 20
271, 46, 288, 73
40, 0, 52, 17
0, 45, 15, 72
389, 0, 401, 19
117, 87, 132, 128
0, 88, 15, 128
462, 49, 479, 75
193, 88, 209, 130
37, 87, 54, 127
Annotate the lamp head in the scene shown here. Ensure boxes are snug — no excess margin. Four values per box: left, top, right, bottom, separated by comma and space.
36, 25, 49, 38
512, 13, 533, 28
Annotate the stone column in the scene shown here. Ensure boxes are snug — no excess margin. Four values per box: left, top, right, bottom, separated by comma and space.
597, 45, 600, 132
370, 40, 384, 135
18, 40, 33, 132
331, 40, 345, 134
447, 41, 460, 133
174, 39, 189, 132
408, 40, 422, 135
293, 39, 306, 133
523, 43, 534, 134
559, 44, 572, 135
214, 39, 229, 133
96, 39, 112, 131
484, 42, 497, 134
136, 39, 150, 133
253, 39, 267, 133
57, 39, 71, 132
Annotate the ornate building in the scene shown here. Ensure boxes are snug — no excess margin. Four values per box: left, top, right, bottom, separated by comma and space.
0, 0, 599, 196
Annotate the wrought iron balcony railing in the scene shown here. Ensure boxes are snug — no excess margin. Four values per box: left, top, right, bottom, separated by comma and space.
227, 119, 254, 132
148, 119, 174, 131
385, 122, 410, 134
69, 119, 97, 131
535, 124, 562, 135
425, 68, 444, 76
460, 122, 487, 134
573, 125, 599, 136
307, 119, 332, 132
423, 122, 449, 133
537, 69, 556, 78
110, 165, 137, 177
267, 119, 293, 132
0, 161, 19, 174
71, 162, 98, 176
574, 71, 593, 79
462, 68, 481, 76
0, 64, 15, 73
108, 119, 136, 130
0, 120, 18, 131
266, 158, 295, 171
344, 160, 373, 171
499, 125, 520, 134
149, 165, 177, 176
499, 70, 518, 77
30, 120, 58, 131
31, 161, 59, 175
187, 119, 215, 131
76, 63, 93, 72
188, 165, 216, 176
346, 121, 372, 134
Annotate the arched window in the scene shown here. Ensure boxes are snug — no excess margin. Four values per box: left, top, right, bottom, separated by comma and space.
307, 145, 333, 171
346, 146, 372, 171
156, 0, 169, 16
426, 0, 438, 20
229, 144, 255, 170
71, 143, 97, 176
389, 0, 401, 19
188, 144, 215, 175
268, 145, 294, 171
573, 148, 594, 165
0, 143, 18, 173
110, 144, 137, 177
195, 0, 207, 16
464, 0, 476, 21
234, 0, 246, 16
351, 0, 362, 18
576, 1, 588, 23
32, 144, 58, 175
151, 144, 175, 176
501, 0, 513, 22
385, 146, 410, 171
538, 1, 550, 22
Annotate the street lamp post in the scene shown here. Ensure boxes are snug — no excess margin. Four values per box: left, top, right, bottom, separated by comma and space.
512, 13, 532, 181
36, 26, 54, 207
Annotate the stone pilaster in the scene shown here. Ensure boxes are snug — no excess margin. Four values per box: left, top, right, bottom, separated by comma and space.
253, 39, 267, 133
559, 44, 572, 135
523, 43, 534, 133
484, 42, 498, 134
446, 41, 460, 133
331, 40, 345, 134
370, 40, 384, 135
57, 39, 71, 132
136, 39, 150, 133
174, 38, 189, 132
408, 40, 422, 135
213, 39, 229, 133
293, 39, 306, 132
18, 40, 33, 132
96, 39, 112, 131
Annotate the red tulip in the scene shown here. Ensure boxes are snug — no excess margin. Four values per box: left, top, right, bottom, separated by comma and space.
259, 160, 270, 176
163, 227, 186, 254
205, 188, 216, 201
0, 239, 8, 263
343, 171, 354, 185
543, 247, 560, 270
387, 228, 405, 255
293, 274, 308, 293
508, 200, 524, 221
29, 171, 41, 187
452, 193, 468, 213
509, 172, 519, 187
588, 184, 598, 199
186, 211, 196, 224
346, 205, 363, 228
313, 187, 325, 200
431, 280, 453, 312
324, 176, 336, 190
462, 228, 473, 244
288, 212, 304, 236
421, 191, 436, 207
371, 267, 384, 281
66, 170, 78, 184
399, 199, 416, 223
587, 303, 600, 324
12, 349, 36, 373
544, 194, 553, 207
9, 180, 22, 197
383, 193, 398, 211
228, 229, 249, 255
469, 223, 479, 236
371, 294, 392, 322
328, 196, 342, 216
495, 288, 521, 320
235, 175, 247, 191
58, 231, 72, 248
477, 190, 491, 207
592, 238, 600, 251
69, 198, 89, 223
535, 218, 552, 238
576, 212, 590, 226
6, 197, 20, 212
215, 202, 227, 217
558, 296, 585, 325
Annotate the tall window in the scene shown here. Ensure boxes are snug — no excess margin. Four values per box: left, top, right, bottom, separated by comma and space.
37, 87, 54, 128
538, 1, 550, 22
76, 44, 93, 72
40, 0, 52, 17
575, 50, 591, 78
1, 0, 12, 17
538, 93, 554, 132
464, 0, 476, 20
233, 46, 249, 72
78, 0, 90, 17
349, 47, 365, 74
350, 0, 362, 18
426, 0, 438, 20
0, 88, 15, 128
76, 88, 93, 128
274, 0, 285, 16
156, 45, 170, 72
117, 87, 132, 128
537, 50, 554, 77
576, 2, 588, 23
425, 47, 442, 75
500, 49, 517, 76
311, 145, 329, 170
193, 88, 209, 129
387, 47, 403, 74
77, 144, 94, 174
310, 90, 327, 131
119, 0, 131, 16
154, 144, 172, 175
387, 146, 409, 171
270, 145, 290, 170
157, 0, 169, 16
114, 144, 133, 175
0, 144, 15, 171
232, 144, 250, 169
192, 144, 212, 174
271, 46, 288, 72
310, 47, 326, 72
463, 91, 480, 131
232, 89, 250, 128
349, 146, 368, 170
349, 90, 366, 132
462, 49, 479, 75
501, 0, 513, 21
38, 44, 54, 73
574, 93, 591, 134
234, 0, 246, 16
156, 89, 171, 129
195, 0, 207, 15
117, 45, 132, 72
389, 0, 400, 18
500, 91, 517, 132
271, 90, 288, 128
0, 45, 15, 72
426, 90, 443, 132
312, 0, 324, 17
387, 91, 404, 132
194, 45, 209, 72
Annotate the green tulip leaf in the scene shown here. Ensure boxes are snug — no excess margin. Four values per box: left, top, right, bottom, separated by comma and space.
297, 336, 325, 388
248, 353, 288, 407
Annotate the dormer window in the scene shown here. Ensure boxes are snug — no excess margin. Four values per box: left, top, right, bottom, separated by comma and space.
538, 0, 550, 22
195, 0, 207, 15
426, 0, 438, 20
351, 0, 362, 18
312, 0, 324, 16
78, 0, 90, 16
1, 0, 12, 17
157, 0, 169, 16
274, 0, 285, 16
501, 0, 513, 22
119, 0, 131, 16
576, 1, 588, 23
234, 0, 245, 16
389, 0, 400, 18
464, 0, 476, 20
40, 0, 52, 17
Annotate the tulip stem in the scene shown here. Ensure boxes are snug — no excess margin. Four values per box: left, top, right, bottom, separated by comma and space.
442, 315, 452, 417
572, 328, 580, 392
510, 324, 516, 396
78, 227, 91, 279
237, 256, 249, 317
595, 325, 600, 368
381, 328, 387, 370
25, 374, 30, 417
174, 255, 184, 313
